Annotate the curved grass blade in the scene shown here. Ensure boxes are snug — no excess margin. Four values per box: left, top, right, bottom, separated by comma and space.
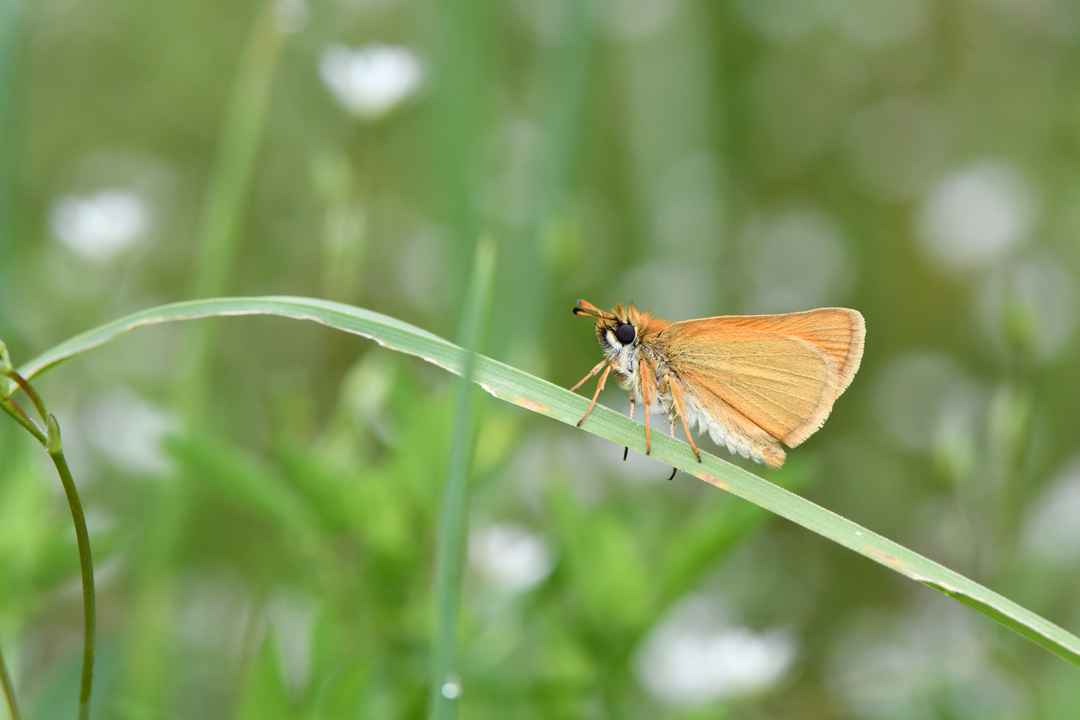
18, 295, 1080, 667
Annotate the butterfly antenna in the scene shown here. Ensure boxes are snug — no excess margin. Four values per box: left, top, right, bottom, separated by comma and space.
572, 299, 612, 319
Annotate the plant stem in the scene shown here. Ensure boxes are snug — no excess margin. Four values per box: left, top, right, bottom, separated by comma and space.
46, 416, 95, 720
429, 238, 496, 720
0, 370, 96, 720
181, 0, 287, 420
44, 416, 95, 720
5, 371, 47, 428
0, 397, 45, 446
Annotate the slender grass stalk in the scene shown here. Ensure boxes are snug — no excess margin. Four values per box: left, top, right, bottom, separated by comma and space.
0, 394, 44, 445
182, 0, 288, 417
0, 352, 95, 720
45, 415, 95, 720
430, 238, 496, 720
0, 641, 20, 720
15, 296, 1080, 667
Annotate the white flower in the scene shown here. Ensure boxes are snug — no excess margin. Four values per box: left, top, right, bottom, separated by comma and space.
318, 43, 424, 119
636, 596, 795, 705
82, 389, 179, 474
917, 161, 1033, 272
469, 524, 553, 593
50, 189, 150, 261
1023, 456, 1080, 563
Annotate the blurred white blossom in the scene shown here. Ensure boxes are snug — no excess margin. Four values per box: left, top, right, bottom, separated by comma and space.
469, 523, 553, 593
917, 161, 1034, 272
1023, 455, 1080, 563
50, 188, 149, 261
270, 593, 316, 696
636, 596, 795, 705
82, 389, 179, 474
830, 602, 1028, 720
319, 43, 424, 119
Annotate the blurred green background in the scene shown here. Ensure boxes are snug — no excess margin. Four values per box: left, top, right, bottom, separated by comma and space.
3, 0, 1080, 717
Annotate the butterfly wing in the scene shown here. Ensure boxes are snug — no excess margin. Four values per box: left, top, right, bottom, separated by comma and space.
707, 308, 865, 400
658, 308, 864, 450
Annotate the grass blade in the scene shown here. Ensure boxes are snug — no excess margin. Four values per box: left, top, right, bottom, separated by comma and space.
430, 237, 496, 719
17, 295, 1080, 667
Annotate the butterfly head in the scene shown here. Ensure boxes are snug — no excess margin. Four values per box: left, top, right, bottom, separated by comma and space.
572, 299, 646, 358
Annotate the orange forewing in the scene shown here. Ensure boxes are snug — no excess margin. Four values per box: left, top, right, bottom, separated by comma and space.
657, 308, 865, 449
699, 308, 865, 393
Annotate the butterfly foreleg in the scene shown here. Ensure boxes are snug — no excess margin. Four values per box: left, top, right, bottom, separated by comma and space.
570, 358, 608, 392
576, 363, 612, 427
623, 398, 635, 461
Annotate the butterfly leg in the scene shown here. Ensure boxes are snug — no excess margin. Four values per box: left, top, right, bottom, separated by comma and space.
668, 377, 702, 462
570, 358, 608, 392
639, 358, 654, 455
623, 398, 635, 461
666, 419, 677, 480
576, 363, 612, 427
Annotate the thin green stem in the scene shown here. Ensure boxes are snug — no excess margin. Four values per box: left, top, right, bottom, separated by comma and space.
180, 0, 287, 421
429, 238, 496, 720
45, 416, 95, 720
0, 364, 96, 720
5, 372, 46, 424
0, 641, 20, 720
0, 397, 45, 446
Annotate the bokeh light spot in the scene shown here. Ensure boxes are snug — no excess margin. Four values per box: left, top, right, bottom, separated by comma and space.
916, 161, 1034, 272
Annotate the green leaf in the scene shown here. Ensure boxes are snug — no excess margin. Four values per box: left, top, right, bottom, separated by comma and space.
235, 632, 292, 720
18, 295, 1080, 667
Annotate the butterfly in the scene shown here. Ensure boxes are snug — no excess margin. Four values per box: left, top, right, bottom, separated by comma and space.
571, 300, 865, 475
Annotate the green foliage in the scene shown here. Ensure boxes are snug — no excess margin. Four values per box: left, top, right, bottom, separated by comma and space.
4, 0, 1080, 717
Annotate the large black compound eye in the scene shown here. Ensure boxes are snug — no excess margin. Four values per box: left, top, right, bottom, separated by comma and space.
614, 323, 636, 345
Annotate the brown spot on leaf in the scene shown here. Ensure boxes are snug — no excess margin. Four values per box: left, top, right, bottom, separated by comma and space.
697, 472, 728, 490
864, 546, 913, 575
515, 397, 549, 413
